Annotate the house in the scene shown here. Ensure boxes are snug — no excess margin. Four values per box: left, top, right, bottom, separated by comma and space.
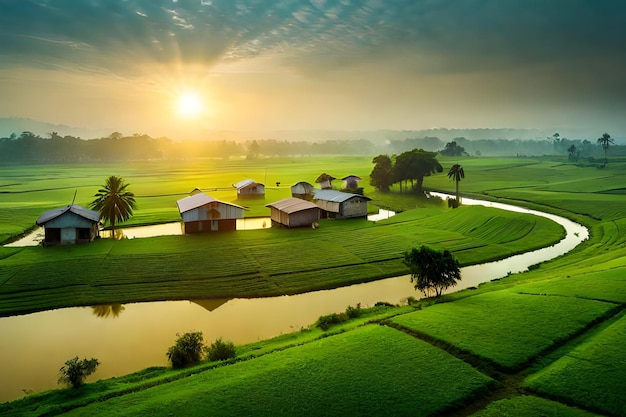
315, 173, 336, 190
233, 179, 265, 197
313, 190, 371, 219
266, 197, 320, 228
176, 192, 245, 233
341, 175, 362, 190
35, 204, 100, 245
290, 181, 316, 200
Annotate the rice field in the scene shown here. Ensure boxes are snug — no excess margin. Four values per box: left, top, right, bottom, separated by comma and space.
524, 312, 626, 416
2, 156, 626, 415
390, 291, 618, 370
53, 325, 495, 417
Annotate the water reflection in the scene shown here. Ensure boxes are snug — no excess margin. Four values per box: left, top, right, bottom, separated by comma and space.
92, 304, 126, 318
189, 298, 231, 312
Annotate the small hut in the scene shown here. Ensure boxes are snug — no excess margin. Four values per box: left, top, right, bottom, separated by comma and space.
266, 197, 320, 228
315, 173, 336, 190
341, 175, 362, 190
176, 192, 245, 233
233, 179, 265, 197
35, 204, 100, 245
290, 181, 316, 200
313, 190, 371, 219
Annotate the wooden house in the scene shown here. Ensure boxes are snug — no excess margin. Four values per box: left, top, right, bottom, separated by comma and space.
35, 204, 100, 245
313, 190, 371, 219
290, 181, 316, 200
176, 192, 245, 233
342, 175, 362, 190
234, 179, 265, 197
315, 173, 336, 190
266, 197, 320, 228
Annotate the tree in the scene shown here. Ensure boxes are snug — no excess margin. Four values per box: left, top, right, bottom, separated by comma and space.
393, 149, 442, 195
440, 141, 465, 156
567, 144, 579, 162
90, 175, 137, 233
167, 331, 205, 368
369, 154, 394, 192
206, 338, 236, 361
403, 246, 461, 298
447, 163, 465, 204
597, 133, 614, 163
58, 356, 100, 388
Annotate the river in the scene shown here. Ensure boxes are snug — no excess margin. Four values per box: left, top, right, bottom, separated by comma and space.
0, 198, 587, 402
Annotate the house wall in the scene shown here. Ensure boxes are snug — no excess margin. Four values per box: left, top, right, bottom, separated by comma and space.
338, 197, 368, 218
181, 203, 244, 223
269, 207, 320, 228
315, 200, 340, 214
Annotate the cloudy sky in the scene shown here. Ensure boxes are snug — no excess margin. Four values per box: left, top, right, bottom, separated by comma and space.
1, 0, 625, 139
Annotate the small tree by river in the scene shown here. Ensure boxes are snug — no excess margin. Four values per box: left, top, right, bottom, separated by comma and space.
403, 246, 461, 298
58, 356, 99, 389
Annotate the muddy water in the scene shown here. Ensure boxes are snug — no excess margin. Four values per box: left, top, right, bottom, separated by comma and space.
0, 198, 587, 402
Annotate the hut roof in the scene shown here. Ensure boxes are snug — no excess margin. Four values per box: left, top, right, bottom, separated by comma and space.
176, 192, 244, 214
315, 173, 336, 183
313, 189, 371, 203
341, 175, 362, 181
36, 204, 100, 225
266, 198, 319, 214
233, 179, 263, 189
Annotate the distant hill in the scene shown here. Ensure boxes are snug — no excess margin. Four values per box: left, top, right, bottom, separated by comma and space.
0, 117, 114, 139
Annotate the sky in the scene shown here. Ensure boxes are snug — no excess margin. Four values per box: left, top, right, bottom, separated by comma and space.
1, 0, 625, 140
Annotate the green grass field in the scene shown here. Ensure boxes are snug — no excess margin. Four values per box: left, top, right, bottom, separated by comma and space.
390, 291, 618, 370
46, 325, 494, 417
524, 312, 626, 416
2, 155, 626, 416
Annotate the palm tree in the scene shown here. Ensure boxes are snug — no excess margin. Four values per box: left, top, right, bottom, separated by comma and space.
597, 133, 614, 164
90, 175, 137, 234
447, 163, 465, 204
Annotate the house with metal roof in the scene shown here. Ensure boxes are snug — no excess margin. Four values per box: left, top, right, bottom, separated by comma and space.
176, 192, 245, 233
290, 181, 316, 200
313, 190, 371, 219
266, 197, 320, 228
233, 179, 265, 197
35, 204, 101, 245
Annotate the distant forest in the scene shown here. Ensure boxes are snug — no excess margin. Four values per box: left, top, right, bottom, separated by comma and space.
0, 130, 618, 164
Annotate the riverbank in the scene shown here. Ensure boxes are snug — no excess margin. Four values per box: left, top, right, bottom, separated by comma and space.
0, 204, 564, 318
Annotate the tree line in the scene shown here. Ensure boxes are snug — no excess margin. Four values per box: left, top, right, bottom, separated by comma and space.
0, 130, 619, 164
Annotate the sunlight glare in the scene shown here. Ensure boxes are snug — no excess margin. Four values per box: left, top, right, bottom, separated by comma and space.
177, 92, 204, 117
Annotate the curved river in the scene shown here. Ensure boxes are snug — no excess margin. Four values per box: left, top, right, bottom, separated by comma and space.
0, 195, 588, 402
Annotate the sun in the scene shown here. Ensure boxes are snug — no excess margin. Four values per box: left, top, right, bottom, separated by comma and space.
177, 92, 204, 118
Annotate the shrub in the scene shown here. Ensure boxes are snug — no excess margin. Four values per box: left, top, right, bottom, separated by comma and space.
205, 338, 237, 361
345, 303, 361, 318
167, 331, 205, 368
58, 356, 100, 388
317, 304, 362, 330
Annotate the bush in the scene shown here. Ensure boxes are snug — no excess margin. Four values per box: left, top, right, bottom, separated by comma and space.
205, 338, 237, 361
345, 303, 361, 318
316, 304, 362, 330
58, 356, 100, 388
167, 331, 205, 368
